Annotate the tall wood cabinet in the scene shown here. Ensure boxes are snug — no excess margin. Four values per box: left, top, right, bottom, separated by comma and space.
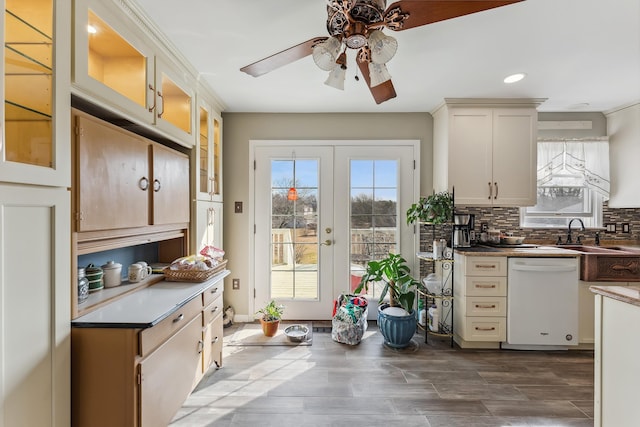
433, 99, 545, 206
0, 1, 71, 426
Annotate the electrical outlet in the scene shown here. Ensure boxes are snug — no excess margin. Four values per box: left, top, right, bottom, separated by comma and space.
234, 201, 243, 213
605, 223, 616, 233
481, 222, 489, 232
232, 278, 240, 290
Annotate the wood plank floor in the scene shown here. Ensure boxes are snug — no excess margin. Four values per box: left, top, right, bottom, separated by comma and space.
171, 322, 594, 426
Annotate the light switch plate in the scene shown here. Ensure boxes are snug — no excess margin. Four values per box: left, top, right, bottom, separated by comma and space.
622, 223, 630, 233
234, 201, 243, 213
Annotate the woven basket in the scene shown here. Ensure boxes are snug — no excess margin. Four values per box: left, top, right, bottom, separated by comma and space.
163, 259, 227, 282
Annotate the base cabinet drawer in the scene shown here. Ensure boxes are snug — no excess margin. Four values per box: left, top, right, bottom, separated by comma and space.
465, 276, 507, 296
203, 311, 224, 374
461, 296, 507, 317
140, 297, 202, 356
139, 314, 203, 427
465, 257, 507, 277
459, 317, 506, 342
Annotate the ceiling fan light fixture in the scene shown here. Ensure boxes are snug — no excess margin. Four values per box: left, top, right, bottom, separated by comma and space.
368, 30, 397, 64
368, 62, 392, 87
312, 36, 342, 71
324, 65, 347, 90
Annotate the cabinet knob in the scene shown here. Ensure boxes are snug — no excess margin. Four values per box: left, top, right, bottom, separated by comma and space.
139, 177, 149, 191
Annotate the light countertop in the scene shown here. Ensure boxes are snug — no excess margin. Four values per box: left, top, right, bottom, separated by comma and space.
419, 245, 580, 259
72, 270, 229, 328
590, 285, 640, 308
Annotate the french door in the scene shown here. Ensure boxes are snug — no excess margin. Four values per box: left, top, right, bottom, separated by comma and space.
253, 141, 418, 320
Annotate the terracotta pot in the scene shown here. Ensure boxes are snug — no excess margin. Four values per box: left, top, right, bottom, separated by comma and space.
260, 319, 280, 337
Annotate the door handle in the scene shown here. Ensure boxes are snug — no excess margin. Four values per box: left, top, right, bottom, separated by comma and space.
320, 240, 332, 246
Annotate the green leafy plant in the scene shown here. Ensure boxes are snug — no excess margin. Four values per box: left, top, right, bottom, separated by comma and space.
256, 299, 284, 321
406, 191, 453, 225
354, 253, 420, 313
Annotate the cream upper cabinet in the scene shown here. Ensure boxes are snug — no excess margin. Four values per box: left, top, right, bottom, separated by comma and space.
0, 0, 70, 187
73, 0, 195, 147
192, 201, 223, 254
606, 103, 640, 208
195, 100, 222, 201
433, 99, 543, 206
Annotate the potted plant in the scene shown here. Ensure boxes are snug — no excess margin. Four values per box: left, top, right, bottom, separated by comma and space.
406, 191, 453, 225
354, 253, 421, 348
256, 299, 284, 337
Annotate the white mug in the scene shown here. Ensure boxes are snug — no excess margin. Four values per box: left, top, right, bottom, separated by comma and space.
128, 264, 144, 283
134, 262, 153, 279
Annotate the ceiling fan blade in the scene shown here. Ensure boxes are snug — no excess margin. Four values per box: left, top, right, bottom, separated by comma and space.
240, 37, 328, 77
385, 0, 524, 31
356, 59, 397, 104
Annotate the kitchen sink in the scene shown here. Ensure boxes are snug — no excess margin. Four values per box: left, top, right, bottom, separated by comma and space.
556, 245, 640, 281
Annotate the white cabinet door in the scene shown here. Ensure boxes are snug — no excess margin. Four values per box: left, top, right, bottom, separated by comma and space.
448, 108, 493, 205
193, 201, 223, 254
492, 108, 537, 206
0, 184, 70, 427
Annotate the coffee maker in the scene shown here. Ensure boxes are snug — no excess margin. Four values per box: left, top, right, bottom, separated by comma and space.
453, 214, 474, 248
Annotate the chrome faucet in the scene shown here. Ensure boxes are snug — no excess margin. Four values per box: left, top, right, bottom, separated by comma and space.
567, 218, 586, 244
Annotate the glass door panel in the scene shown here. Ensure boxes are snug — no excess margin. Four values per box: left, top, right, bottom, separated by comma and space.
3, 0, 53, 167
87, 10, 147, 109
212, 118, 221, 196
270, 159, 320, 300
198, 106, 209, 194
159, 73, 191, 135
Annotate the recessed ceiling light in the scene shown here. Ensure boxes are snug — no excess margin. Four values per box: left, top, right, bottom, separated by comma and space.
504, 73, 526, 84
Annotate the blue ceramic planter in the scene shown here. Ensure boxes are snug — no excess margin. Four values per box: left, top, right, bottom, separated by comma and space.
377, 304, 417, 348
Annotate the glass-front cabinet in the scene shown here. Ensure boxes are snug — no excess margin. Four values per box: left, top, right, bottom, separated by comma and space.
0, 0, 70, 186
73, 0, 195, 146
195, 99, 222, 201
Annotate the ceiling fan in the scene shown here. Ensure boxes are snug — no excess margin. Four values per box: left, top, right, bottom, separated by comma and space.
240, 0, 524, 104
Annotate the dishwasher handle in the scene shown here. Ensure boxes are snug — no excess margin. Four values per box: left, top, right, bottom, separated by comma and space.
511, 263, 577, 273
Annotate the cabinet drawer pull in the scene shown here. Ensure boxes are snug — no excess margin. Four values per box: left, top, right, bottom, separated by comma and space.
211, 306, 219, 314
475, 304, 497, 309
139, 177, 149, 191
210, 287, 218, 294
173, 313, 184, 323
475, 326, 496, 331
474, 264, 496, 269
212, 336, 219, 344
494, 182, 498, 199
198, 339, 204, 354
148, 84, 156, 112
475, 284, 497, 289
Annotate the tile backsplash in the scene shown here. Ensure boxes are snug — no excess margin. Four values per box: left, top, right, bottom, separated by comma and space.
455, 202, 640, 244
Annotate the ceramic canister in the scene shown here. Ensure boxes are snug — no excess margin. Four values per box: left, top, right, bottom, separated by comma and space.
101, 260, 122, 288
85, 263, 104, 292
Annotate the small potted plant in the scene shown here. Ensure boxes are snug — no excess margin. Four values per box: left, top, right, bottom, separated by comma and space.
256, 299, 284, 337
406, 191, 453, 225
354, 253, 421, 348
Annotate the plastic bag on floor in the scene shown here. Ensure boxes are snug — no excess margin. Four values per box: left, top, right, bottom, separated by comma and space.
331, 294, 368, 345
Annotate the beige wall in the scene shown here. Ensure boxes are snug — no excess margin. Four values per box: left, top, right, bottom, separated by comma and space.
221, 113, 432, 318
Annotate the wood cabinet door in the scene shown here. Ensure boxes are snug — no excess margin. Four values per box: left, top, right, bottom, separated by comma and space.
139, 314, 202, 427
492, 108, 537, 206
448, 108, 493, 205
151, 143, 190, 225
76, 115, 150, 231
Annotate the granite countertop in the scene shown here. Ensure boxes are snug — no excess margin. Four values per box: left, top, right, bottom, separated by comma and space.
590, 285, 640, 308
72, 269, 230, 329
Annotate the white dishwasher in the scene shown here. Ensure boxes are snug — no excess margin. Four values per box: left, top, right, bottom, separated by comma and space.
504, 257, 580, 350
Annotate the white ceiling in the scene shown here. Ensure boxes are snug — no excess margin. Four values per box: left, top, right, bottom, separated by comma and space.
132, 0, 639, 114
